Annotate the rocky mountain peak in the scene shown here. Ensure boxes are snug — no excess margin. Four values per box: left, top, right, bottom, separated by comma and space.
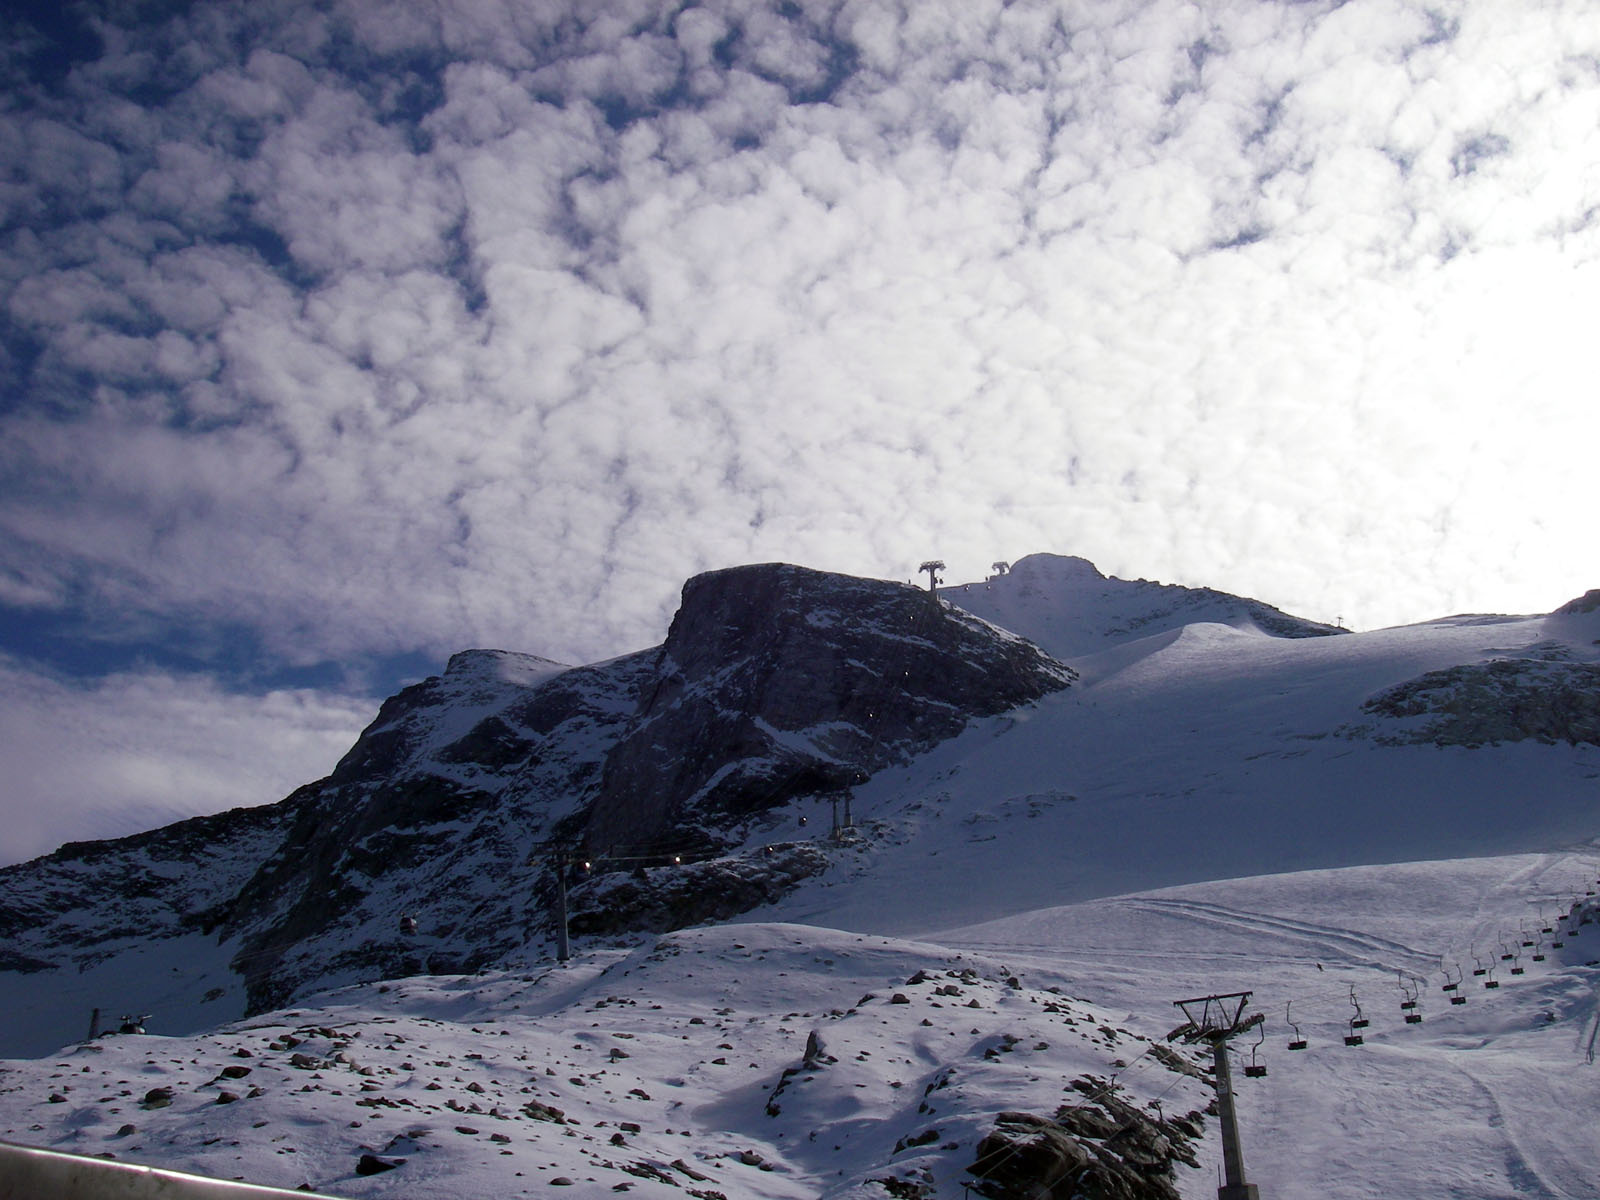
581, 562, 1075, 854
1002, 553, 1108, 585
1554, 589, 1600, 615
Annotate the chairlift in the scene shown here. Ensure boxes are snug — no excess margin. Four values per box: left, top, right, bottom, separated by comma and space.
1349, 986, 1369, 1030
1343, 1021, 1364, 1047
1243, 1021, 1267, 1078
1441, 962, 1461, 993
1285, 1002, 1307, 1051
1483, 968, 1500, 989
1471, 947, 1487, 977
1397, 971, 1416, 1010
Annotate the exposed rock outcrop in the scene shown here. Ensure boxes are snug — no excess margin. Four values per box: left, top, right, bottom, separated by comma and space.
1359, 656, 1600, 748
969, 1083, 1203, 1200
583, 564, 1075, 854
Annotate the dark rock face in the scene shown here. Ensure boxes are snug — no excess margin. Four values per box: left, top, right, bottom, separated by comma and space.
583, 564, 1075, 853
1360, 656, 1600, 748
970, 1086, 1202, 1200
567, 842, 832, 936
1555, 590, 1600, 615
224, 647, 658, 1013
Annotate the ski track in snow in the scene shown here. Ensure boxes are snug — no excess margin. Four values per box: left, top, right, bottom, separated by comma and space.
1113, 898, 1438, 972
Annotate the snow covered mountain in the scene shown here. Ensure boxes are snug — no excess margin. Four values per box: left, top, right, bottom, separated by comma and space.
3, 554, 1599, 1199
0, 562, 1073, 1050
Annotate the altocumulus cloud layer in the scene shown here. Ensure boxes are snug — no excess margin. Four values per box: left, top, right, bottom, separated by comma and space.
2, 0, 1599, 858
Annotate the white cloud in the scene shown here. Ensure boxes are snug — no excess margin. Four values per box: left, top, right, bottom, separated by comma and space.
2, 0, 1599, 695
0, 656, 373, 866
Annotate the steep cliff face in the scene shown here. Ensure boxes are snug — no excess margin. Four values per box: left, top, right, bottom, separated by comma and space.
582, 564, 1076, 854
219, 646, 657, 1013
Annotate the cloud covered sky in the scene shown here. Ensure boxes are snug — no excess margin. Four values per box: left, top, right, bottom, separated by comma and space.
2, 0, 1598, 861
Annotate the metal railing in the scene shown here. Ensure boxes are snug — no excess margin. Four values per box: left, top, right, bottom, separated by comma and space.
0, 1140, 347, 1199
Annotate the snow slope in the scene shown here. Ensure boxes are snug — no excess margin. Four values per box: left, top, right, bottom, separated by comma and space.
944, 850, 1600, 1199
0, 923, 1212, 1198
750, 603, 1600, 936
3, 557, 1599, 1197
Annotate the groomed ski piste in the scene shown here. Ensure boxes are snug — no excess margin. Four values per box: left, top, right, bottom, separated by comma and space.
4, 554, 1598, 1197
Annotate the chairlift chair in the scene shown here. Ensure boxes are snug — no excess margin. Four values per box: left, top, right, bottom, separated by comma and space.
1398, 971, 1416, 1010
1243, 1022, 1267, 1078
1348, 986, 1369, 1030
1285, 1002, 1307, 1051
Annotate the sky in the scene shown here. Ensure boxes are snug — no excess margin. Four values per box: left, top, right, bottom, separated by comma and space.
2, 0, 1598, 864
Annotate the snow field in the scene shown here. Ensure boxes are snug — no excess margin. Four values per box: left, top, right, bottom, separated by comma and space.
0, 923, 1210, 1198
945, 849, 1600, 1198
